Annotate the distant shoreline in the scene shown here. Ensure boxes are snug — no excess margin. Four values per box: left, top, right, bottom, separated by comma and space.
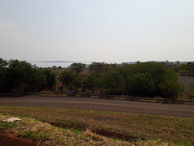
27, 60, 191, 68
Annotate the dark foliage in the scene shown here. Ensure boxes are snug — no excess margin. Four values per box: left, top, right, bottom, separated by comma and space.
69, 63, 86, 73
43, 69, 56, 91
0, 58, 55, 93
59, 71, 82, 92
83, 72, 103, 92
116, 62, 183, 98
88, 62, 116, 73
177, 62, 194, 76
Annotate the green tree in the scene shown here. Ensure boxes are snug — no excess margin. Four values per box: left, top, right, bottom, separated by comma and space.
158, 80, 183, 98
58, 66, 62, 69
43, 69, 56, 91
0, 58, 8, 68
83, 72, 103, 92
126, 73, 155, 96
0, 58, 10, 93
117, 62, 183, 98
177, 62, 194, 76
69, 63, 86, 73
88, 62, 115, 73
104, 70, 124, 95
8, 59, 46, 92
59, 71, 82, 92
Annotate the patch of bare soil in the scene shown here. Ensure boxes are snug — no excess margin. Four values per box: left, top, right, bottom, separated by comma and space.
0, 133, 43, 146
178, 76, 194, 95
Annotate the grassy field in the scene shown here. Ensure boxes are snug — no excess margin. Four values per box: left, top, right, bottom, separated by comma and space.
0, 106, 193, 145
0, 113, 171, 146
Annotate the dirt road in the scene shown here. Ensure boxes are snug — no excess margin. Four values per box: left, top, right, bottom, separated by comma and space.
0, 96, 194, 118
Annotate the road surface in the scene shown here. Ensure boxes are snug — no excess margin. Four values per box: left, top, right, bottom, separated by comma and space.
0, 96, 194, 118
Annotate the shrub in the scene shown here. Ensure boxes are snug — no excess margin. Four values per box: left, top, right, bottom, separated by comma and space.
88, 62, 116, 73
0, 58, 10, 93
69, 63, 86, 73
0, 58, 58, 93
126, 73, 155, 96
8, 59, 46, 92
158, 80, 184, 98
103, 70, 124, 95
43, 69, 55, 91
117, 62, 183, 98
59, 71, 82, 92
83, 72, 103, 92
177, 62, 194, 76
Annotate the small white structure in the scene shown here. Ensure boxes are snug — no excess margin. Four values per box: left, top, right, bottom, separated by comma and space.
2, 117, 21, 123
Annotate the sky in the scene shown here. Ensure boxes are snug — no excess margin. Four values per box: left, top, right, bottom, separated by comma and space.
0, 0, 194, 63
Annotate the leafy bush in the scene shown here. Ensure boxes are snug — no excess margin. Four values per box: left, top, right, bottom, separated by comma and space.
103, 70, 124, 95
117, 62, 183, 98
59, 71, 82, 92
43, 69, 55, 91
83, 72, 103, 92
158, 80, 183, 98
177, 62, 194, 76
0, 58, 56, 93
126, 73, 155, 96
8, 60, 47, 92
69, 63, 86, 73
88, 62, 116, 73
0, 58, 10, 93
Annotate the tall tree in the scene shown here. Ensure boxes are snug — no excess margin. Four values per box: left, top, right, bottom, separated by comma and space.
8, 59, 46, 92
104, 70, 124, 95
69, 63, 86, 73
43, 69, 56, 91
83, 72, 103, 92
0, 58, 9, 92
59, 71, 82, 92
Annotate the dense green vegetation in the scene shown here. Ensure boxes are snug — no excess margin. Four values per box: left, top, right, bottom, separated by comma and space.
0, 58, 55, 93
175, 62, 194, 76
116, 63, 183, 98
59, 71, 82, 92
59, 62, 183, 98
1, 58, 189, 99
83, 72, 103, 92
88, 62, 116, 73
69, 63, 86, 73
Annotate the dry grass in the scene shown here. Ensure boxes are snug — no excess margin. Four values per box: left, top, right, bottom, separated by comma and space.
0, 113, 171, 146
0, 106, 193, 145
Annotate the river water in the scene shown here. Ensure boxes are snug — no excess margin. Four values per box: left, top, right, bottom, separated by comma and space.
28, 61, 123, 68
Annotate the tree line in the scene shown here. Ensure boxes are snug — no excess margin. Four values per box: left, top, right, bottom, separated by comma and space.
60, 62, 183, 98
0, 58, 185, 99
0, 58, 55, 93
174, 62, 194, 76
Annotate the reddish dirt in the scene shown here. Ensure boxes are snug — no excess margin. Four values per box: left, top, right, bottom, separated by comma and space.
0, 133, 44, 146
178, 76, 194, 95
56, 82, 63, 92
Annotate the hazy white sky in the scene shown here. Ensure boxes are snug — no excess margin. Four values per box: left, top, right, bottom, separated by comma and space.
0, 0, 194, 62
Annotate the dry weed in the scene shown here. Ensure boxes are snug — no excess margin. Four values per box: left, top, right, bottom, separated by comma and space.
0, 113, 172, 146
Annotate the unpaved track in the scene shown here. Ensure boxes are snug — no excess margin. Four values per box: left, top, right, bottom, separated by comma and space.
0, 96, 194, 118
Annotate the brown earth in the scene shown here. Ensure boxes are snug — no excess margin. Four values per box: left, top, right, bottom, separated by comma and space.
0, 133, 44, 146
178, 76, 194, 95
